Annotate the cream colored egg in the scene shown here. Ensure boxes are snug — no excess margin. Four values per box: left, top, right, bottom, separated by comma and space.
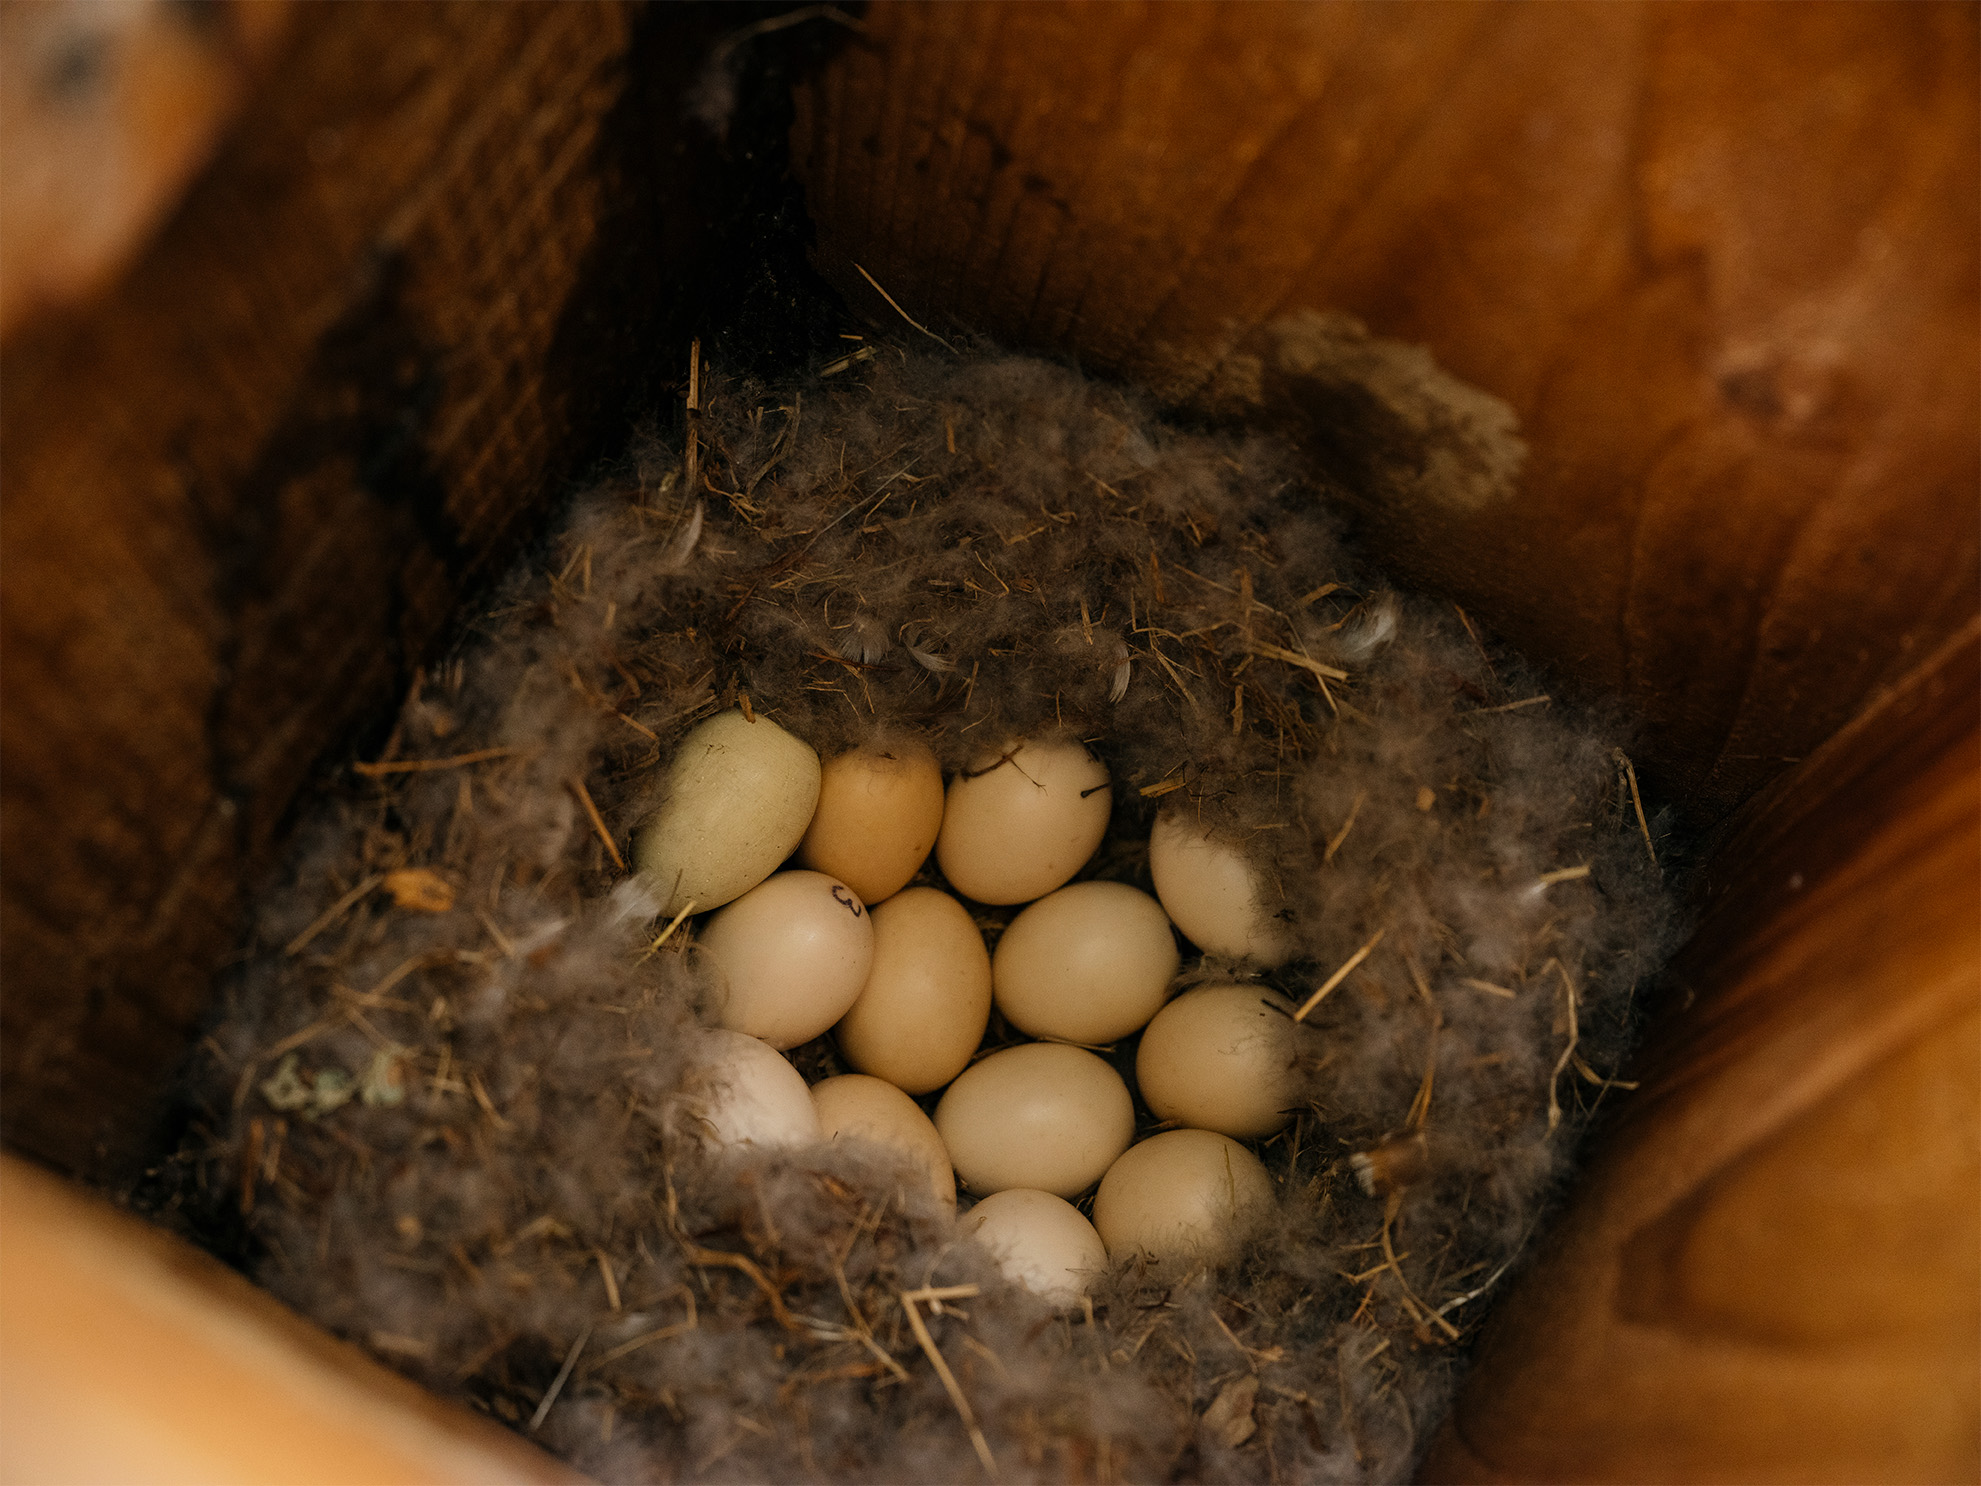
834, 887, 992, 1094
1136, 984, 1297, 1138
1148, 810, 1296, 966
1091, 1129, 1275, 1263
700, 871, 874, 1049
811, 1074, 956, 1208
993, 881, 1179, 1044
691, 1030, 823, 1148
960, 1189, 1108, 1307
798, 738, 945, 905
934, 1043, 1134, 1197
935, 739, 1111, 905
634, 710, 821, 916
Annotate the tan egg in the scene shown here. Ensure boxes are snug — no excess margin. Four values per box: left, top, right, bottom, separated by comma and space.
1091, 1129, 1276, 1263
935, 739, 1111, 905
691, 1030, 823, 1149
1148, 810, 1297, 966
811, 1074, 956, 1208
993, 881, 1179, 1044
700, 870, 874, 1049
799, 738, 945, 905
934, 1043, 1134, 1198
960, 1189, 1108, 1307
634, 710, 821, 916
834, 887, 993, 1094
1136, 983, 1298, 1138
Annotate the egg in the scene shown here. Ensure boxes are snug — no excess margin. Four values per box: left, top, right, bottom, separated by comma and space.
992, 880, 1179, 1044
934, 739, 1111, 905
690, 1030, 823, 1148
633, 710, 822, 916
1147, 810, 1296, 965
934, 1043, 1134, 1197
960, 1189, 1108, 1307
1091, 1129, 1276, 1263
798, 738, 945, 905
1135, 983, 1298, 1138
834, 887, 992, 1094
811, 1074, 956, 1209
700, 870, 875, 1049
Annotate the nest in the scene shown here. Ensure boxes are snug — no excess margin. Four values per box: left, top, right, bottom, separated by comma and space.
164, 340, 1673, 1483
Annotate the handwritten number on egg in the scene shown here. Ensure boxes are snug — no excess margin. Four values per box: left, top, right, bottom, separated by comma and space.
831, 884, 864, 917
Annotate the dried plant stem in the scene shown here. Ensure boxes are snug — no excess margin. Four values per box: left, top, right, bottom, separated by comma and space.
283, 874, 383, 956
681, 1241, 803, 1332
684, 338, 701, 497
568, 776, 626, 872
1536, 863, 1591, 886
901, 1286, 998, 1481
855, 263, 955, 351
352, 747, 519, 778
638, 899, 696, 962
1379, 1192, 1459, 1342
1243, 639, 1349, 681
1546, 959, 1581, 1131
1294, 929, 1387, 1021
528, 1324, 592, 1434
1324, 789, 1368, 863
1612, 747, 1659, 869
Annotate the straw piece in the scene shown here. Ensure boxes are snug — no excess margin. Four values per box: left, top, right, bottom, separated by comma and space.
352, 747, 519, 777
854, 263, 955, 351
1612, 747, 1659, 869
528, 1325, 592, 1434
568, 777, 626, 872
1243, 639, 1349, 681
283, 874, 385, 956
1293, 930, 1387, 1021
901, 1286, 998, 1481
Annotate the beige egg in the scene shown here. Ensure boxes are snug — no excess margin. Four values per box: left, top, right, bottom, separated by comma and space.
691, 1030, 823, 1149
960, 1189, 1108, 1307
700, 871, 874, 1049
993, 881, 1179, 1044
834, 887, 993, 1094
1091, 1129, 1276, 1263
935, 739, 1111, 905
1148, 810, 1296, 966
934, 1043, 1134, 1197
811, 1074, 956, 1208
798, 738, 945, 905
634, 710, 821, 916
1136, 984, 1298, 1138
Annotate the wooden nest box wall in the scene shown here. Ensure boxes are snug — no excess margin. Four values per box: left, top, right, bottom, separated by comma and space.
1, 3, 1974, 1481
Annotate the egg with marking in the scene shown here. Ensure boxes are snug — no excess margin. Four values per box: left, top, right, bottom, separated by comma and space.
799, 737, 946, 905
700, 870, 874, 1049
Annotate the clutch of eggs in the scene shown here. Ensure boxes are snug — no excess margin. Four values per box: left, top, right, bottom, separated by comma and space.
643, 707, 1299, 1304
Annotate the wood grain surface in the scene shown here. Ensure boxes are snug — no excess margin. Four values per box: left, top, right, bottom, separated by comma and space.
0, 1153, 585, 1484
792, 0, 1980, 824
0, 0, 714, 1177
1421, 620, 1981, 1482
